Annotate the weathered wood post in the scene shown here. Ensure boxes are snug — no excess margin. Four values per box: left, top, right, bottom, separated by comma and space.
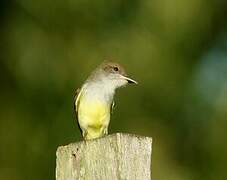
56, 133, 152, 180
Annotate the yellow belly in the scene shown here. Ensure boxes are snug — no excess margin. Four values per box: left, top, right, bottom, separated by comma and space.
78, 100, 110, 139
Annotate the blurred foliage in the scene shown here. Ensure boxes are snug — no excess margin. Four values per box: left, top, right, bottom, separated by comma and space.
0, 0, 227, 179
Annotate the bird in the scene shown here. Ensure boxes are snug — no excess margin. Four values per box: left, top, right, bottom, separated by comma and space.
74, 61, 137, 140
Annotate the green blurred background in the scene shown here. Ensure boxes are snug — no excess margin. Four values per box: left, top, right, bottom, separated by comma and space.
1, 0, 227, 179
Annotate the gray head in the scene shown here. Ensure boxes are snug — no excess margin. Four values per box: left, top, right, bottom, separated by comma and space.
88, 61, 137, 89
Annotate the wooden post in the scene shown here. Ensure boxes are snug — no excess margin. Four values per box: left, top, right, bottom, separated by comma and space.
56, 133, 152, 180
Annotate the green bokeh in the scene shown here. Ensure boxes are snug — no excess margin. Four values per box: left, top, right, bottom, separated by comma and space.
0, 0, 227, 179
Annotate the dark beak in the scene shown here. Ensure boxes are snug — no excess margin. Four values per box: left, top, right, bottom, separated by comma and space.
122, 76, 138, 84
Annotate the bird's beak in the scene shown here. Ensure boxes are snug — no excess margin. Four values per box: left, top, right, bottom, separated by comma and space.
121, 75, 138, 84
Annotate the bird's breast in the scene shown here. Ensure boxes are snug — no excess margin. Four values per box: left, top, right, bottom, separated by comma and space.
78, 98, 110, 128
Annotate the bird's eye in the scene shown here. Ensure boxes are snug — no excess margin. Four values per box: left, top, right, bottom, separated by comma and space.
113, 67, 119, 71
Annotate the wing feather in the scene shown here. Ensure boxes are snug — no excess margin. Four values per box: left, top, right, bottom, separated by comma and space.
111, 100, 115, 114
74, 88, 82, 134
74, 88, 81, 118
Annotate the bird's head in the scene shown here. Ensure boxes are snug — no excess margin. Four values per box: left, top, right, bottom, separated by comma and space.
100, 61, 137, 89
